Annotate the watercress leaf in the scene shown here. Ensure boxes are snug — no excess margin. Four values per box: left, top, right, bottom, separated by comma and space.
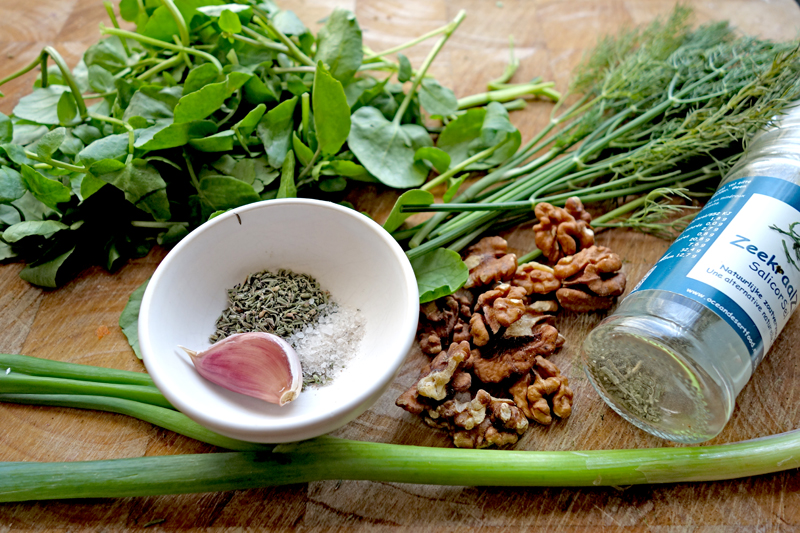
32, 127, 66, 159
119, 0, 140, 21
78, 172, 107, 200
242, 74, 279, 105
12, 191, 53, 221
88, 65, 116, 94
56, 91, 79, 126
436, 107, 484, 165
256, 96, 297, 168
273, 10, 308, 36
142, 0, 200, 43
9, 121, 48, 146
277, 150, 296, 198
348, 106, 432, 188
188, 130, 235, 152
173, 71, 250, 123
2, 220, 69, 242
481, 100, 516, 143
119, 278, 149, 358
233, 103, 266, 137
321, 160, 372, 181
411, 247, 469, 303
218, 9, 242, 34
315, 8, 363, 83
83, 37, 130, 74
313, 62, 350, 156
135, 120, 217, 151
20, 247, 75, 288
419, 77, 458, 118
0, 241, 16, 260
77, 133, 130, 165
19, 164, 72, 210
383, 189, 434, 232
59, 130, 84, 156
414, 146, 451, 174
0, 112, 12, 143
397, 53, 412, 83
14, 86, 71, 125
0, 143, 33, 166
207, 210, 227, 220
285, 74, 308, 97
197, 176, 260, 210
0, 166, 25, 204
123, 85, 183, 122
319, 176, 347, 192
344, 76, 376, 108
292, 132, 314, 167
92, 159, 171, 220
183, 63, 222, 95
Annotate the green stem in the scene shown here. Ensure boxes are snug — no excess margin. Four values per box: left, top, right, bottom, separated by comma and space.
363, 23, 452, 61
0, 373, 172, 409
393, 10, 466, 126
89, 113, 135, 155
0, 353, 154, 387
516, 248, 542, 264
99, 26, 223, 73
233, 32, 289, 53
131, 221, 189, 229
103, 1, 131, 55
301, 93, 310, 144
457, 82, 560, 110
297, 146, 321, 181
24, 152, 88, 174
137, 54, 183, 81
183, 150, 201, 191
0, 394, 267, 451
240, 26, 290, 54
252, 13, 314, 67
161, 0, 189, 47
2, 431, 800, 502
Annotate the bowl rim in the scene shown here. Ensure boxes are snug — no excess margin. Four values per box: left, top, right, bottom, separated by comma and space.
139, 198, 419, 442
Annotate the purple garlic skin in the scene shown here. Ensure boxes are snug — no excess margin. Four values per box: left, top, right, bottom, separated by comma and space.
181, 332, 302, 405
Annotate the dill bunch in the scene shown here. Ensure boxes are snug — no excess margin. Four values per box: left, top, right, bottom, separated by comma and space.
404, 6, 800, 255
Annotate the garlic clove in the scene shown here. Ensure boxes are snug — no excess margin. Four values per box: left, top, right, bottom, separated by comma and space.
180, 332, 302, 406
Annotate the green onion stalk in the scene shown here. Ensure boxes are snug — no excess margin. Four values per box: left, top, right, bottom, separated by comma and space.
0, 353, 799, 502
402, 10, 800, 260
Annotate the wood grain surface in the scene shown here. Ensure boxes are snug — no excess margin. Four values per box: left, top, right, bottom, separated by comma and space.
1, 0, 800, 530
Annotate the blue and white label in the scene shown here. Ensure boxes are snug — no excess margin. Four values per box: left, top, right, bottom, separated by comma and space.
634, 176, 800, 366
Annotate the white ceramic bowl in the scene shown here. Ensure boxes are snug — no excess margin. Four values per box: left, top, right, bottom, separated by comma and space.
139, 199, 419, 443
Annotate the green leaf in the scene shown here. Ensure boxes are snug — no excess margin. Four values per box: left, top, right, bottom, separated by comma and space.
20, 247, 75, 288
0, 241, 16, 261
77, 133, 130, 165
33, 127, 66, 159
72, 124, 102, 145
123, 85, 183, 122
277, 150, 296, 198
197, 176, 260, 210
321, 160, 372, 181
436, 105, 520, 170
59, 130, 84, 156
273, 10, 308, 36
0, 166, 25, 204
189, 130, 235, 152
19, 165, 72, 210
173, 71, 251, 123
0, 143, 34, 166
348, 106, 433, 188
142, 0, 200, 43
443, 174, 467, 203
0, 112, 13, 143
411, 247, 469, 303
14, 86, 71, 125
397, 54, 412, 83
78, 172, 106, 200
119, 278, 149, 358
83, 37, 131, 74
218, 9, 242, 34
319, 177, 346, 192
242, 74, 279, 105
419, 78, 458, 117
256, 96, 298, 168
383, 189, 434, 232
183, 63, 222, 95
3, 220, 69, 242
92, 160, 171, 220
414, 146, 451, 174
135, 120, 218, 151
157, 224, 189, 246
233, 103, 266, 137
315, 8, 363, 82
313, 62, 351, 156
57, 92, 79, 125
88, 65, 116, 94
292, 131, 314, 167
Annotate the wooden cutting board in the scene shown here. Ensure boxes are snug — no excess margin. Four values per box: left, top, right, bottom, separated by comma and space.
1, 0, 799, 529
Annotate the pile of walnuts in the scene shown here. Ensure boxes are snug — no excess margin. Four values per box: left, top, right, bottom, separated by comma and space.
396, 197, 627, 448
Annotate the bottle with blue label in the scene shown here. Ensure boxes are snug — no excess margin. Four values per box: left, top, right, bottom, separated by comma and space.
581, 106, 800, 443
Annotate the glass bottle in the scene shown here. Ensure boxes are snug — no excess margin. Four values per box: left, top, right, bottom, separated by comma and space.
581, 105, 800, 443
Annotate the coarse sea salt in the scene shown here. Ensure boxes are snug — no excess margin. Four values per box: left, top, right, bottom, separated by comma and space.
285, 301, 365, 387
